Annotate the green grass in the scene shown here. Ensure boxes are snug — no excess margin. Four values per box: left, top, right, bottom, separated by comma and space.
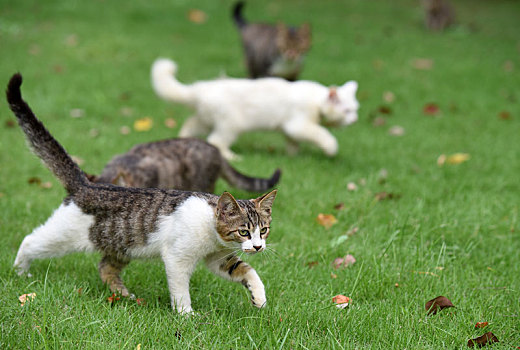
1, 0, 519, 348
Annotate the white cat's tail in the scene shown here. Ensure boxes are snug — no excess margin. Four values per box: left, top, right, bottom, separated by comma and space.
151, 58, 195, 105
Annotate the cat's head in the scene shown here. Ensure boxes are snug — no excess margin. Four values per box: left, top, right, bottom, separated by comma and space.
276, 23, 311, 61
320, 81, 359, 127
215, 190, 277, 254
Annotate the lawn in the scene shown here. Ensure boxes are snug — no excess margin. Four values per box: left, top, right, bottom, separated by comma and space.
0, 0, 519, 348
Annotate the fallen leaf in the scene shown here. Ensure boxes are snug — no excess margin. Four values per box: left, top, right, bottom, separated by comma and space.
334, 202, 345, 210
120, 106, 134, 117
383, 91, 395, 103
107, 293, 121, 304
136, 298, 146, 306
330, 272, 337, 279
347, 182, 358, 191
120, 126, 131, 135
378, 105, 392, 115
134, 117, 153, 132
412, 58, 434, 70
28, 177, 41, 185
372, 117, 386, 127
332, 295, 351, 309
498, 111, 511, 120
330, 234, 349, 248
437, 154, 447, 166
475, 322, 489, 328
19, 293, 36, 306
375, 192, 400, 201
333, 254, 356, 269
69, 108, 84, 118
40, 181, 53, 189
136, 344, 141, 350
425, 296, 454, 315
77, 288, 83, 295
467, 332, 498, 348
316, 213, 337, 229
188, 9, 207, 24
306, 261, 319, 268
423, 103, 440, 116
388, 125, 405, 136
346, 227, 359, 236
394, 283, 399, 288
447, 153, 470, 164
5, 120, 16, 128
164, 118, 177, 129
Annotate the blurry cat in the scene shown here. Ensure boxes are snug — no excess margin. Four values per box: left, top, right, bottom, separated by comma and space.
7, 74, 277, 314
90, 137, 281, 193
424, 0, 455, 31
232, 1, 311, 81
152, 58, 359, 161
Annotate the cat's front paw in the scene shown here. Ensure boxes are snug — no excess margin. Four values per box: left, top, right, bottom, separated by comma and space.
252, 294, 267, 308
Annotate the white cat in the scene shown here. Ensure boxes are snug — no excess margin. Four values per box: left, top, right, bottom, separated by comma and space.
151, 58, 359, 160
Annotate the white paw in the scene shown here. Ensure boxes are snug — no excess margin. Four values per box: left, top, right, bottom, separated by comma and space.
250, 287, 266, 308
323, 139, 338, 156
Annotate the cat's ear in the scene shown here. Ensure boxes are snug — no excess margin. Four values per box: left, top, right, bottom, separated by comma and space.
342, 81, 358, 93
254, 190, 277, 215
328, 87, 339, 102
217, 192, 242, 219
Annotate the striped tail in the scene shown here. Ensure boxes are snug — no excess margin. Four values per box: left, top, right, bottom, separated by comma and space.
6, 74, 88, 193
220, 161, 281, 193
232, 1, 247, 29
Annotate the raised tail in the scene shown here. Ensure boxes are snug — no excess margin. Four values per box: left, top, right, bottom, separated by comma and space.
151, 58, 195, 105
6, 74, 88, 193
220, 160, 281, 193
232, 1, 247, 29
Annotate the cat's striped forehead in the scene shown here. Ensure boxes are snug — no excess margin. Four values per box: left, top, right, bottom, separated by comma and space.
238, 200, 269, 228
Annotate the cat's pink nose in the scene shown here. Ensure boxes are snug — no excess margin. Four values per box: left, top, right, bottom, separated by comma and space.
253, 245, 262, 251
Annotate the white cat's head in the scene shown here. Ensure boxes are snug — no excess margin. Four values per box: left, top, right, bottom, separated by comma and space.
320, 81, 359, 127
215, 190, 277, 254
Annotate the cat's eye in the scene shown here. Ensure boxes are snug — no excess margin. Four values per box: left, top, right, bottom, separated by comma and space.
239, 229, 250, 237
260, 227, 268, 234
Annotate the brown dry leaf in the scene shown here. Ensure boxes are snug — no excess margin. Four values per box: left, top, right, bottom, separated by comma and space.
77, 288, 83, 295
423, 103, 440, 116
107, 293, 121, 304
375, 192, 400, 201
372, 117, 386, 127
19, 293, 36, 306
316, 213, 337, 229
394, 283, 399, 288
437, 154, 447, 166
383, 91, 395, 103
346, 227, 359, 236
136, 298, 146, 306
467, 332, 499, 348
306, 261, 319, 269
425, 296, 454, 315
412, 58, 434, 70
120, 126, 131, 135
332, 295, 351, 309
334, 202, 345, 210
378, 105, 392, 115
330, 272, 337, 279
498, 111, 511, 120
388, 125, 405, 136
164, 118, 177, 129
28, 177, 41, 185
188, 9, 207, 24
347, 182, 358, 191
134, 117, 153, 132
5, 120, 16, 128
40, 182, 53, 189
474, 322, 489, 329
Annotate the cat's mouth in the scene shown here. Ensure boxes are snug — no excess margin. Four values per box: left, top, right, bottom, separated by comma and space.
243, 247, 264, 254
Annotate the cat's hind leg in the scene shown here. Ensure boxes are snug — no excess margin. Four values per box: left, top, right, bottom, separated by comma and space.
179, 116, 210, 138
205, 251, 266, 308
98, 255, 132, 297
13, 202, 95, 276
282, 120, 338, 157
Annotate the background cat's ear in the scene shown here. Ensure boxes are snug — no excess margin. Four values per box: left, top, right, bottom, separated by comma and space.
342, 81, 358, 93
254, 190, 277, 215
328, 87, 339, 102
217, 192, 242, 218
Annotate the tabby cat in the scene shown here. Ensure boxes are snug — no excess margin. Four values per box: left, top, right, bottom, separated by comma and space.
152, 58, 359, 161
424, 0, 455, 31
232, 1, 311, 81
7, 74, 277, 314
90, 137, 281, 193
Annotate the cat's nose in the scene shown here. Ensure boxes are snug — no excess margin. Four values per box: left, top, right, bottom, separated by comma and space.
253, 245, 262, 251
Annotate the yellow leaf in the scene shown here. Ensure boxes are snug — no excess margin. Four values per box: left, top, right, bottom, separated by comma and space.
19, 293, 36, 306
446, 153, 470, 164
188, 9, 207, 24
134, 117, 153, 132
316, 213, 337, 229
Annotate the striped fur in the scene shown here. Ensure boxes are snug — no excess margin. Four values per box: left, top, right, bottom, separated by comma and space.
7, 74, 277, 313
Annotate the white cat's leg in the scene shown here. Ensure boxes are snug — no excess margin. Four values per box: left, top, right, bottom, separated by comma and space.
14, 202, 95, 276
179, 117, 209, 138
161, 251, 197, 314
207, 129, 241, 161
282, 120, 338, 156
205, 251, 266, 308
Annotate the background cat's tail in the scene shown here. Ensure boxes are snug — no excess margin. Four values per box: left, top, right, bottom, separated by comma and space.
151, 58, 195, 105
232, 1, 247, 28
6, 74, 88, 193
221, 161, 281, 193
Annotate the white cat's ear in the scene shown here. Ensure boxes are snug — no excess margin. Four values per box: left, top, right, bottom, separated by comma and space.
254, 190, 277, 215
328, 87, 339, 102
342, 81, 358, 92
217, 192, 242, 218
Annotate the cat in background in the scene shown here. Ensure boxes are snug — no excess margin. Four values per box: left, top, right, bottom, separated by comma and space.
152, 58, 359, 161
89, 137, 281, 193
423, 0, 455, 31
232, 1, 311, 81
7, 74, 277, 314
